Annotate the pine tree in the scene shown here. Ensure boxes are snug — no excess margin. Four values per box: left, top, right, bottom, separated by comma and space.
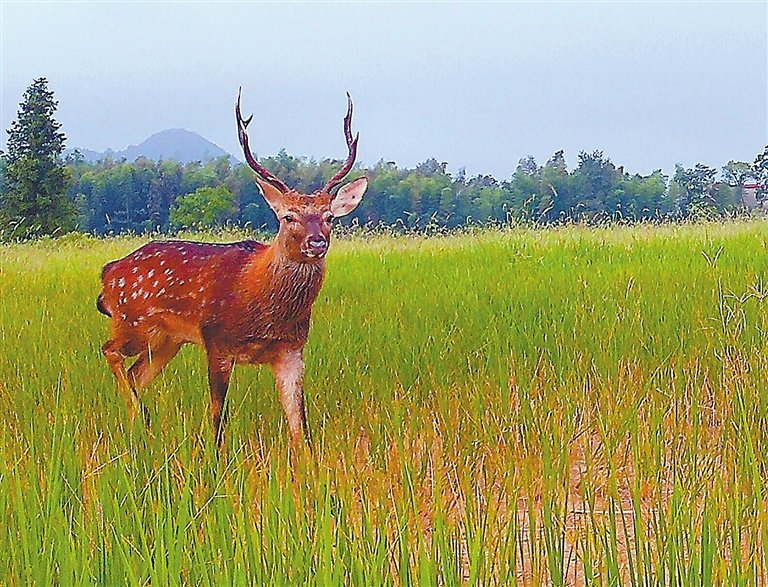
1, 77, 74, 237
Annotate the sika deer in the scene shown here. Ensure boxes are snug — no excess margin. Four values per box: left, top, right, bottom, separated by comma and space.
97, 90, 368, 447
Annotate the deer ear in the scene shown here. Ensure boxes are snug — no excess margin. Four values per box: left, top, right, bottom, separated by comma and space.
331, 177, 368, 217
255, 177, 286, 214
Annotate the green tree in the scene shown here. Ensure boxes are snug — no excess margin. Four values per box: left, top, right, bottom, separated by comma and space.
574, 150, 623, 217
0, 156, 6, 198
722, 160, 753, 207
616, 170, 668, 218
148, 160, 183, 230
170, 185, 237, 229
540, 150, 574, 221
672, 163, 718, 215
721, 160, 753, 187
504, 156, 543, 222
753, 146, 768, 203
1, 77, 73, 237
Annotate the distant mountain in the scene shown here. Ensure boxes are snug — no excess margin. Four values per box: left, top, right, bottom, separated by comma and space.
68, 129, 235, 164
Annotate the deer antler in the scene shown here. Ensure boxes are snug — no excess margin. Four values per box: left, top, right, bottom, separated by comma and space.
323, 92, 360, 195
236, 88, 291, 193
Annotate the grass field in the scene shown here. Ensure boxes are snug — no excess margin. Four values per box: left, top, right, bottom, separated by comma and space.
1, 221, 768, 585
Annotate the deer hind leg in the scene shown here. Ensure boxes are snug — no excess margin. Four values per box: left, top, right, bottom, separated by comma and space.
271, 347, 310, 446
124, 337, 183, 425
128, 338, 182, 391
206, 350, 234, 448
102, 338, 148, 425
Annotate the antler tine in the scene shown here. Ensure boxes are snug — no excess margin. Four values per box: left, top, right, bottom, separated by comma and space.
342, 92, 356, 148
235, 88, 290, 193
323, 92, 360, 195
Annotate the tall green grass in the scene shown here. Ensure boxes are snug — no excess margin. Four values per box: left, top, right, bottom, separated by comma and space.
1, 221, 767, 584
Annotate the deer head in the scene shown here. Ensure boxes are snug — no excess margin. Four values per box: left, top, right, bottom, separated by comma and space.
236, 89, 368, 262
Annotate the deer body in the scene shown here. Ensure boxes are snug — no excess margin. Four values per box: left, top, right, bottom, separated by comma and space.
99, 91, 367, 446
101, 239, 324, 350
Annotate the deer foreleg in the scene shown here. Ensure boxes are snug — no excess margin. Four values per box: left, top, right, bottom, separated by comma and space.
207, 351, 234, 448
271, 347, 310, 445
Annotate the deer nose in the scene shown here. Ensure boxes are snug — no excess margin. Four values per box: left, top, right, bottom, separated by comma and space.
306, 237, 328, 257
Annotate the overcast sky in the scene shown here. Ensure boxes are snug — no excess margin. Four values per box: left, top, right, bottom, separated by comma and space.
2, 1, 766, 179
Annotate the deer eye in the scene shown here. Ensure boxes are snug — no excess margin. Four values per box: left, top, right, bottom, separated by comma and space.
283, 214, 297, 223
322, 213, 334, 224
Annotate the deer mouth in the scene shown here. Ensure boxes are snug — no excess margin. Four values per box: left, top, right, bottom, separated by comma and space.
302, 247, 328, 259
302, 238, 328, 259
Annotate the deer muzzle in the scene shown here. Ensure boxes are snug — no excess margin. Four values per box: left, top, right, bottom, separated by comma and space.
304, 236, 328, 258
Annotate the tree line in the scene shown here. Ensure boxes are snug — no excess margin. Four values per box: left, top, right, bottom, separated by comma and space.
2, 78, 768, 239
61, 150, 765, 236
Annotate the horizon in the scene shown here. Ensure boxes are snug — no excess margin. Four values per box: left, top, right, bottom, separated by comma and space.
2, 2, 766, 179
61, 126, 754, 180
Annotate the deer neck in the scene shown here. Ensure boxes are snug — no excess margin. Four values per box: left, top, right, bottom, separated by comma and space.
268, 249, 326, 299
242, 243, 326, 317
